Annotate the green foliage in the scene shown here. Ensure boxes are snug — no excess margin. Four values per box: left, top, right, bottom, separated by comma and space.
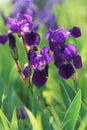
62, 90, 81, 130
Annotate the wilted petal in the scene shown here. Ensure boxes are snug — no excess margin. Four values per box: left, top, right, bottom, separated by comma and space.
59, 63, 74, 79
32, 66, 48, 88
73, 55, 82, 68
0, 34, 8, 45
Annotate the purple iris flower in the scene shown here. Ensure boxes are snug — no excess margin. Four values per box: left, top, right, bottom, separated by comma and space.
45, 28, 68, 51
7, 13, 33, 36
23, 47, 52, 87
54, 44, 82, 79
45, 27, 81, 51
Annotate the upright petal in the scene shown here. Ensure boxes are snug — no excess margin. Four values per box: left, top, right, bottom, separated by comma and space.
7, 18, 17, 32
40, 47, 52, 64
64, 44, 78, 60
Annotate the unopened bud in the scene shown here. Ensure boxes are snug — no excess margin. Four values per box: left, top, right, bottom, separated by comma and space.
8, 33, 18, 61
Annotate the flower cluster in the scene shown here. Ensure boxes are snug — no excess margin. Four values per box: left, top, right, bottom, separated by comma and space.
45, 27, 82, 79
0, 13, 52, 87
23, 47, 52, 87
0, 12, 82, 88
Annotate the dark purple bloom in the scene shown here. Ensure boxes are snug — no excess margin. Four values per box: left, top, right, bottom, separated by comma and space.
23, 47, 51, 87
29, 47, 52, 87
20, 107, 27, 120
69, 26, 81, 38
0, 34, 8, 45
53, 44, 82, 79
7, 13, 33, 35
45, 28, 71, 51
24, 31, 40, 46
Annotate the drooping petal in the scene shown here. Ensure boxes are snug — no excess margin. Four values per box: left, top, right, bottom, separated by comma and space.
59, 63, 74, 79
32, 65, 48, 88
73, 55, 82, 69
0, 34, 8, 45
69, 26, 81, 38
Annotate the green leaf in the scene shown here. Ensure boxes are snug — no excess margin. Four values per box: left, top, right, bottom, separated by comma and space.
0, 122, 4, 130
0, 109, 10, 130
18, 120, 24, 130
50, 108, 62, 130
62, 90, 81, 130
78, 114, 87, 130
60, 82, 71, 109
41, 110, 51, 130
24, 106, 43, 130
10, 108, 18, 130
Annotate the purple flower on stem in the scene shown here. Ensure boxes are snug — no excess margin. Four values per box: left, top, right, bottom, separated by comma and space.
54, 44, 82, 79
45, 28, 68, 51
45, 27, 81, 51
23, 47, 52, 87
31, 48, 52, 87
7, 13, 33, 36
